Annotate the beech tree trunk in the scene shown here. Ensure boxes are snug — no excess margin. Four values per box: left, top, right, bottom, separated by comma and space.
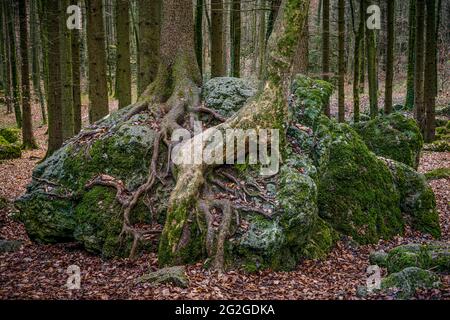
211, 0, 225, 77
116, 0, 132, 109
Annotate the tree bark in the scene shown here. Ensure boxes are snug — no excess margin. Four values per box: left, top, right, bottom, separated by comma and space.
366, 0, 378, 118
230, 0, 241, 77
116, 0, 132, 109
423, 0, 437, 142
405, 0, 416, 110
338, 0, 345, 122
211, 0, 225, 77
414, 0, 425, 134
71, 0, 82, 134
384, 0, 395, 115
18, 0, 37, 148
86, 0, 109, 123
322, 0, 330, 117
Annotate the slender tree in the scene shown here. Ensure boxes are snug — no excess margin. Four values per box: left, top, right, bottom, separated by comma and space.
138, 0, 161, 95
322, 0, 330, 117
414, 0, 425, 134
405, 0, 416, 110
116, 0, 132, 108
1, 0, 13, 114
18, 0, 37, 148
337, 0, 345, 122
258, 0, 267, 80
7, 1, 22, 128
211, 0, 225, 77
71, 1, 82, 134
352, 0, 365, 122
195, 0, 204, 76
384, 0, 395, 114
424, 0, 437, 142
366, 0, 378, 118
230, 0, 241, 77
86, 0, 109, 123
60, 0, 74, 141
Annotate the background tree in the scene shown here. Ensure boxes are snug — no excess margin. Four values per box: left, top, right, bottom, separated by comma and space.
230, 0, 241, 77
414, 0, 425, 134
424, 0, 437, 142
116, 0, 132, 109
18, 0, 37, 148
322, 0, 330, 117
137, 0, 161, 95
366, 0, 378, 118
384, 0, 395, 114
86, 0, 109, 123
211, 0, 225, 77
405, 0, 416, 110
337, 0, 345, 122
71, 0, 82, 134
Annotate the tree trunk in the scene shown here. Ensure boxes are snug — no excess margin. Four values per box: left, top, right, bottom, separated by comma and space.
423, 0, 437, 142
195, 0, 204, 76
137, 0, 161, 96
7, 1, 22, 128
366, 0, 378, 118
45, 0, 63, 156
116, 0, 132, 109
258, 0, 267, 80
405, 0, 416, 110
86, 0, 109, 123
211, 0, 225, 77
292, 4, 310, 76
338, 0, 345, 122
414, 0, 425, 134
60, 0, 74, 141
384, 0, 395, 115
1, 0, 13, 114
322, 0, 330, 117
352, 0, 364, 122
71, 0, 82, 134
18, 0, 37, 148
230, 0, 241, 77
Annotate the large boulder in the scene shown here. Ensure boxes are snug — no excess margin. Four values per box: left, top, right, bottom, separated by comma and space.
381, 158, 441, 238
15, 111, 163, 257
315, 121, 404, 244
370, 242, 450, 273
380, 267, 441, 299
202, 77, 257, 118
353, 113, 423, 169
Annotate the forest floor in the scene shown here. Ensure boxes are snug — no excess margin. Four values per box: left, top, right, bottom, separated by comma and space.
0, 87, 449, 300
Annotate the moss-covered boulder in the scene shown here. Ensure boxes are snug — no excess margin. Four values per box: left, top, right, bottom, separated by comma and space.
0, 127, 21, 144
15, 110, 162, 257
202, 77, 257, 118
138, 266, 189, 288
370, 242, 450, 274
316, 121, 404, 244
380, 267, 441, 299
381, 158, 440, 237
0, 135, 21, 160
353, 113, 423, 169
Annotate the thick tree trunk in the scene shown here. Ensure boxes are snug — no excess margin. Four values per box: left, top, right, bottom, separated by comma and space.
405, 0, 416, 110
322, 0, 330, 117
211, 0, 225, 77
337, 0, 345, 122
18, 0, 37, 149
45, 0, 63, 156
71, 0, 82, 134
384, 0, 395, 115
137, 0, 161, 96
414, 0, 425, 134
158, 0, 311, 266
86, 0, 109, 123
423, 0, 437, 142
292, 4, 310, 76
116, 0, 132, 109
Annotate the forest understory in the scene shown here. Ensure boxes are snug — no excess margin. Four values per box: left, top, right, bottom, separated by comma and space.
1, 90, 448, 300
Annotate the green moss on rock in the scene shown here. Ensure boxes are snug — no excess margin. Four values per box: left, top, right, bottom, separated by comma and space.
353, 113, 423, 169
381, 158, 441, 238
0, 127, 21, 144
371, 242, 450, 274
0, 136, 21, 160
317, 122, 404, 244
425, 168, 450, 181
381, 267, 441, 299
